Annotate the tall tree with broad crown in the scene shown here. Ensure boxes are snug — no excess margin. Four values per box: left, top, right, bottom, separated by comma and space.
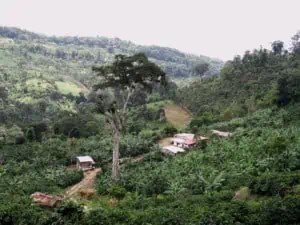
92, 53, 166, 183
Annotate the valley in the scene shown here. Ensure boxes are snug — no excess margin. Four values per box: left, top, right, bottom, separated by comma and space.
1, 26, 300, 225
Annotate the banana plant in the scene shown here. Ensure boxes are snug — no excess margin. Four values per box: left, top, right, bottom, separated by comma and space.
165, 181, 187, 197
198, 170, 225, 194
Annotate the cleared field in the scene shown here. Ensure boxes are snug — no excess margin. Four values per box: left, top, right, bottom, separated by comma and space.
164, 104, 192, 129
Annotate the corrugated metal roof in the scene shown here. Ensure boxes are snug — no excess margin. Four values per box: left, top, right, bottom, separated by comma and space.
184, 139, 196, 145
173, 137, 196, 145
172, 138, 185, 143
163, 145, 185, 154
174, 133, 195, 140
211, 130, 232, 137
76, 156, 95, 163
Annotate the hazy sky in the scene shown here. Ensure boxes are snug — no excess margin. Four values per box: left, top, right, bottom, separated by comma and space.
1, 0, 299, 60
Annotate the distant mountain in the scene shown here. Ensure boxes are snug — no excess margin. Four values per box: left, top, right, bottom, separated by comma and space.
0, 26, 223, 85
0, 26, 223, 124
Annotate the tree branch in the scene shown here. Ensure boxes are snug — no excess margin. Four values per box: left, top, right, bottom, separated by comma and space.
123, 87, 135, 111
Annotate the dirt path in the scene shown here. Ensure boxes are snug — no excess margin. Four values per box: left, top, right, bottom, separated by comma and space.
65, 168, 101, 197
159, 137, 173, 147
164, 104, 192, 129
131, 155, 145, 163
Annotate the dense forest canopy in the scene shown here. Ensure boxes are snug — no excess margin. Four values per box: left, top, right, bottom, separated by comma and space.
178, 34, 300, 122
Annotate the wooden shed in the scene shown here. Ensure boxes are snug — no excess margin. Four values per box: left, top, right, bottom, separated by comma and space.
76, 156, 96, 171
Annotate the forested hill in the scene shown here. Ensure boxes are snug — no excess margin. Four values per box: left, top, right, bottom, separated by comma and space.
0, 26, 223, 83
178, 37, 300, 122
0, 26, 222, 125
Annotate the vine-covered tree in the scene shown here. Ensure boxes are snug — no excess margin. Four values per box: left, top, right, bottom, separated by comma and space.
271, 40, 284, 55
92, 53, 166, 183
292, 31, 300, 54
193, 62, 209, 77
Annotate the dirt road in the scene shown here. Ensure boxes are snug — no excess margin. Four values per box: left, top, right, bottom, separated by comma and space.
158, 137, 173, 147
65, 168, 101, 197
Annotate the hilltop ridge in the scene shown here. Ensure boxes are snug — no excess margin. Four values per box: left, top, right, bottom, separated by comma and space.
0, 26, 223, 81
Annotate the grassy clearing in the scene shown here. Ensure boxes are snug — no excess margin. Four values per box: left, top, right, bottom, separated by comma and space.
55, 81, 83, 96
142, 100, 192, 129
164, 104, 192, 129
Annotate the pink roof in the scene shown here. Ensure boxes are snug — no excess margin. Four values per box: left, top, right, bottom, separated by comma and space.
175, 133, 195, 140
184, 139, 196, 145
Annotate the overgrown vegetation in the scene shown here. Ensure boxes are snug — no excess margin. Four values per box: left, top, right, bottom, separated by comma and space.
1, 28, 300, 225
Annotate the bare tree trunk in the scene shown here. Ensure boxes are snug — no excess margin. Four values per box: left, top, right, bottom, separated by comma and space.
108, 89, 134, 184
112, 128, 120, 183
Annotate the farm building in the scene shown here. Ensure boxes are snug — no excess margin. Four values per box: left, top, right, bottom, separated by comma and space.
172, 138, 185, 147
198, 136, 209, 141
160, 133, 208, 156
31, 192, 63, 207
76, 156, 96, 171
161, 145, 185, 156
211, 130, 232, 138
174, 133, 195, 140
172, 133, 196, 148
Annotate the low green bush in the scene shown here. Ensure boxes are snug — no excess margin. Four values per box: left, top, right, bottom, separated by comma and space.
144, 174, 169, 196
258, 196, 300, 225
163, 125, 178, 137
107, 184, 127, 199
249, 171, 300, 196
57, 170, 84, 188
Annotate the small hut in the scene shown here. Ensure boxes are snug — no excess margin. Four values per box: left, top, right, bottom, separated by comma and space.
172, 133, 197, 148
76, 156, 96, 171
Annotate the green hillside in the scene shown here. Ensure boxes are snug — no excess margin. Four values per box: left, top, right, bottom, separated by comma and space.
0, 26, 223, 124
178, 46, 300, 122
0, 26, 223, 84
1, 27, 300, 225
